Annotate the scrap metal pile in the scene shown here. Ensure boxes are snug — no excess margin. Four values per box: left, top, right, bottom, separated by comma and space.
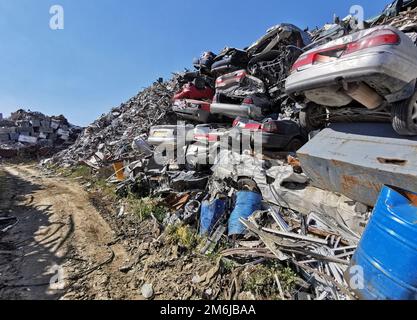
0, 109, 82, 159
49, 0, 417, 300
52, 77, 181, 168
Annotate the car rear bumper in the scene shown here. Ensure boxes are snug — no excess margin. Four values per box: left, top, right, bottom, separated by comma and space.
229, 129, 293, 150
147, 136, 176, 146
285, 50, 417, 97
172, 104, 211, 123
211, 103, 263, 119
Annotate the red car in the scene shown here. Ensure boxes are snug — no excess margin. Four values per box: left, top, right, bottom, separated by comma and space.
173, 83, 214, 101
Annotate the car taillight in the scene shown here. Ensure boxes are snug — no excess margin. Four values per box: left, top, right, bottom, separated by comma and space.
261, 121, 280, 133
245, 123, 262, 130
207, 134, 218, 142
291, 29, 401, 73
243, 97, 254, 105
291, 52, 316, 73
290, 45, 345, 72
344, 29, 400, 55
194, 133, 206, 141
194, 133, 218, 142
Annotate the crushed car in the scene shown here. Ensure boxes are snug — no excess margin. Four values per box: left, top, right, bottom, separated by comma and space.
192, 51, 217, 76
173, 82, 214, 101
192, 124, 230, 144
214, 69, 266, 101
285, 26, 417, 135
210, 47, 249, 77
246, 23, 312, 102
229, 117, 306, 151
246, 23, 312, 57
186, 124, 230, 169
172, 99, 226, 123
147, 124, 195, 146
211, 94, 275, 120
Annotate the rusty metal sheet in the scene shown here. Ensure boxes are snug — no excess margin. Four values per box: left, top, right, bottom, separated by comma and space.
297, 123, 417, 207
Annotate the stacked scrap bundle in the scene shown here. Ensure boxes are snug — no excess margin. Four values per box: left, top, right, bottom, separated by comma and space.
0, 109, 82, 159
171, 24, 310, 126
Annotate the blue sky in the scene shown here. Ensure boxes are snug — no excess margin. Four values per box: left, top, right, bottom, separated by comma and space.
0, 0, 388, 126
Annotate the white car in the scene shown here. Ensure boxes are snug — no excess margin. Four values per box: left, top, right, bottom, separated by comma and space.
285, 26, 417, 135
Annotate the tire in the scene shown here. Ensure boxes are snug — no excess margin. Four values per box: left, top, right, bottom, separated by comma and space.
391, 90, 417, 136
299, 103, 326, 133
286, 138, 304, 152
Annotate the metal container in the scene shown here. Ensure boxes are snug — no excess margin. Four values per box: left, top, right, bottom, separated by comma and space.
348, 186, 417, 300
298, 123, 417, 206
200, 198, 228, 236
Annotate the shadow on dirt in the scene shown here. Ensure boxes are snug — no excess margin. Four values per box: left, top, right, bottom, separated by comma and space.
0, 169, 69, 300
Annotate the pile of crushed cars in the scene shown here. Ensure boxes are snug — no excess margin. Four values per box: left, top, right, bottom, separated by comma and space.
49, 0, 417, 300
0, 109, 82, 159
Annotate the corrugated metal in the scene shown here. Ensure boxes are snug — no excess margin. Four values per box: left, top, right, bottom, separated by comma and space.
297, 123, 417, 206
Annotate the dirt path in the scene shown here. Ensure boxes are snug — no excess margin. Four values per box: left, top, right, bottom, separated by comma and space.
0, 164, 141, 300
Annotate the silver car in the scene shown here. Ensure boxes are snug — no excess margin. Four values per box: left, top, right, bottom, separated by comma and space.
285, 26, 417, 135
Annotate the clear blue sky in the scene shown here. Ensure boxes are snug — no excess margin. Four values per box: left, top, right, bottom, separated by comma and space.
0, 0, 388, 126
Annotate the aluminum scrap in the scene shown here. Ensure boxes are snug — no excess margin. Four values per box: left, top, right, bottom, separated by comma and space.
51, 76, 181, 167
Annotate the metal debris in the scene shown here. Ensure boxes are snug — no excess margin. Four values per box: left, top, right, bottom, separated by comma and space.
38, 1, 417, 301
0, 109, 81, 159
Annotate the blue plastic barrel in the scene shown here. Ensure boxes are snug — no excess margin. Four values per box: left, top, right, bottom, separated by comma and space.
228, 191, 262, 236
200, 198, 228, 236
349, 186, 417, 300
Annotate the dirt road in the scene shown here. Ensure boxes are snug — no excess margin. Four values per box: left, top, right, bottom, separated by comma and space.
0, 164, 141, 300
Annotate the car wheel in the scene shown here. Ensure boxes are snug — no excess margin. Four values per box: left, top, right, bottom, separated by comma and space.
286, 138, 304, 152
391, 90, 417, 136
299, 103, 326, 132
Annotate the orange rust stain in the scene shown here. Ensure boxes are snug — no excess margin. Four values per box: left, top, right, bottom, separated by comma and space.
404, 192, 417, 207
341, 175, 380, 194
341, 175, 359, 191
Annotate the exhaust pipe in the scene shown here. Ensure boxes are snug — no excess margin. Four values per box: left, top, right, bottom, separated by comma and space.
344, 82, 384, 110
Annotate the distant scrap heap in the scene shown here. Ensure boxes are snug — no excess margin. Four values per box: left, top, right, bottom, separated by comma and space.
0, 109, 82, 159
